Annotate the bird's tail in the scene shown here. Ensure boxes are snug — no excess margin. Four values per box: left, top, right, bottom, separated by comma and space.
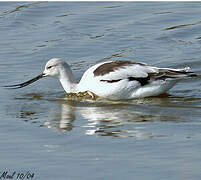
156, 67, 197, 79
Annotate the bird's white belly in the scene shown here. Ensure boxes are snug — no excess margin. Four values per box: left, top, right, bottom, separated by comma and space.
77, 79, 136, 99
78, 78, 178, 100
131, 80, 178, 98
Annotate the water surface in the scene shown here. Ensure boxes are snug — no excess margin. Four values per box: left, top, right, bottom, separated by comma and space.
1, 2, 201, 180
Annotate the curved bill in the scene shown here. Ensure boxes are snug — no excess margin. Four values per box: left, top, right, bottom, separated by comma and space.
4, 73, 44, 89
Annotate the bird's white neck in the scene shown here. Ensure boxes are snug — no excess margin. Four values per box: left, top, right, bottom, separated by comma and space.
59, 67, 77, 93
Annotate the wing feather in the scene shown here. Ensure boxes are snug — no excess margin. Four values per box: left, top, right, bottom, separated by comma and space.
78, 60, 195, 91
77, 60, 196, 94
94, 62, 159, 81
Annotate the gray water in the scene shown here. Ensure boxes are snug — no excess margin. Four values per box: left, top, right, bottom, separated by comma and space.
1, 2, 201, 180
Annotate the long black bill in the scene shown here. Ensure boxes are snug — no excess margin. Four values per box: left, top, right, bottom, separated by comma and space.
4, 74, 44, 89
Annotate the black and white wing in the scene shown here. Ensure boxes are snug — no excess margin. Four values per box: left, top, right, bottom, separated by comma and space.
92, 60, 196, 85
79, 60, 195, 90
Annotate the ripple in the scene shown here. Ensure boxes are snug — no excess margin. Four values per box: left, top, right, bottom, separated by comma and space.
56, 13, 75, 17
164, 21, 201, 30
0, 2, 43, 17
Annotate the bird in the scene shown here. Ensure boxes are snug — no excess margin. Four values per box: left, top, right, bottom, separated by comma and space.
5, 58, 197, 100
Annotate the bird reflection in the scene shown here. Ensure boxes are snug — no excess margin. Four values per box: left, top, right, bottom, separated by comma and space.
79, 106, 153, 138
44, 98, 179, 139
13, 93, 199, 138
44, 101, 75, 131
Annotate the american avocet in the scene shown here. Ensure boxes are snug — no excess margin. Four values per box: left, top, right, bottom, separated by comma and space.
5, 58, 196, 100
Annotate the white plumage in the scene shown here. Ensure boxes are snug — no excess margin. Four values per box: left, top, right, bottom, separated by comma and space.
6, 58, 196, 100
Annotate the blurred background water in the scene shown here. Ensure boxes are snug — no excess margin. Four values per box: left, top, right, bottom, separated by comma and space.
1, 2, 201, 180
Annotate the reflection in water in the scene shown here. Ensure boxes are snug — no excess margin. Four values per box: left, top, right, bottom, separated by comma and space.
43, 97, 183, 139
44, 102, 75, 132
13, 93, 201, 138
79, 105, 155, 138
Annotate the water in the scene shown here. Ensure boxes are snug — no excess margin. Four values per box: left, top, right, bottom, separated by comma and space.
1, 2, 201, 180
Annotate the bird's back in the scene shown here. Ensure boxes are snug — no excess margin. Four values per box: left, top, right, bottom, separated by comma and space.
77, 60, 196, 99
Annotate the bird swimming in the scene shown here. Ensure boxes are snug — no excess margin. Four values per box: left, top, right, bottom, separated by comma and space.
5, 58, 197, 100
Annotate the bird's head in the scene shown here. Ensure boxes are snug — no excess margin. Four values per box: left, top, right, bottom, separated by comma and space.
43, 58, 68, 79
4, 58, 70, 89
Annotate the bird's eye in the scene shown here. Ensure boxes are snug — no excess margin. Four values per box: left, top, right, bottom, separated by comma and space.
47, 66, 52, 70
